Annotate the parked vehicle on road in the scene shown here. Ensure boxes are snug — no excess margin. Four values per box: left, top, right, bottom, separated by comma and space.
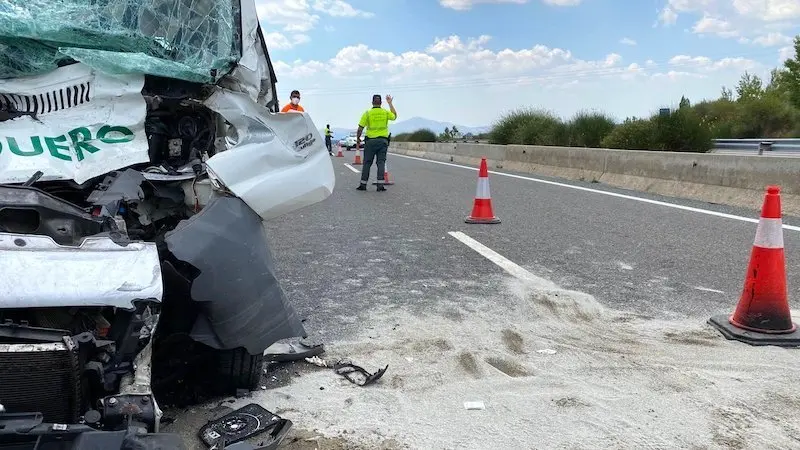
341, 132, 363, 150
0, 0, 334, 446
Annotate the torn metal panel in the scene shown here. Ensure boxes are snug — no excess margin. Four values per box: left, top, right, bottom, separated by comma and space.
0, 184, 106, 246
164, 196, 305, 354
0, 63, 149, 184
86, 169, 146, 217
0, 232, 163, 309
264, 339, 324, 362
204, 89, 335, 221
118, 339, 164, 432
218, 0, 278, 109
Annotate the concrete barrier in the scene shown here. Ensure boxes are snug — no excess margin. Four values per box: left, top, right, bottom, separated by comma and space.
390, 142, 800, 216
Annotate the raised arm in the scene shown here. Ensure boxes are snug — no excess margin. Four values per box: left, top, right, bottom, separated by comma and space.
386, 95, 397, 119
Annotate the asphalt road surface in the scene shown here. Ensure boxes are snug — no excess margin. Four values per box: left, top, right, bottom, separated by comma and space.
270, 153, 800, 339
172, 154, 800, 449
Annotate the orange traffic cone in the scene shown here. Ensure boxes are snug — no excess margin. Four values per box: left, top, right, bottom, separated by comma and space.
709, 185, 799, 346
353, 147, 362, 165
336, 143, 344, 157
465, 158, 500, 224
373, 162, 394, 185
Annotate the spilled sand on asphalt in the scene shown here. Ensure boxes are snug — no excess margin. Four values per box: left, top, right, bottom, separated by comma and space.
221, 276, 800, 449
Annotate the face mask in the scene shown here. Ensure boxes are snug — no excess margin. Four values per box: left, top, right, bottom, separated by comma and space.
291, 97, 300, 105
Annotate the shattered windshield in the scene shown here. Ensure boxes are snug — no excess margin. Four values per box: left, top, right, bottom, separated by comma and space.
0, 0, 242, 83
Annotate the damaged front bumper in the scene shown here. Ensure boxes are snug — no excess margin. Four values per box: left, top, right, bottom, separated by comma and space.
0, 232, 162, 309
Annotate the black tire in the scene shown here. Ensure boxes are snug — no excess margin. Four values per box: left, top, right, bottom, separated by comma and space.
214, 347, 264, 392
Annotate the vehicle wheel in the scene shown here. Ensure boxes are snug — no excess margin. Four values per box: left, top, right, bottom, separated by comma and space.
213, 347, 264, 392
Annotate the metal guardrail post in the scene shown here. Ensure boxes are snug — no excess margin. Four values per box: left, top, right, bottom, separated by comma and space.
758, 141, 773, 155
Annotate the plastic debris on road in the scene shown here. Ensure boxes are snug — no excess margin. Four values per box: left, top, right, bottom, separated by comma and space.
463, 401, 485, 410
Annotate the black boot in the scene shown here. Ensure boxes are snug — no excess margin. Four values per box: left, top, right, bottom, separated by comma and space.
356, 185, 367, 191
376, 185, 386, 192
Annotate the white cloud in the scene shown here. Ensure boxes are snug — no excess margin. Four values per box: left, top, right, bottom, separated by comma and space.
256, 0, 319, 33
732, 0, 800, 21
668, 54, 758, 71
439, 0, 527, 10
778, 45, 794, 62
427, 35, 492, 53
658, 7, 678, 25
651, 70, 707, 81
438, 0, 580, 10
274, 59, 327, 78
264, 31, 311, 49
656, 0, 800, 39
277, 37, 637, 86
692, 15, 738, 37
619, 37, 637, 45
752, 32, 793, 46
276, 36, 761, 92
312, 0, 373, 17
255, 0, 372, 45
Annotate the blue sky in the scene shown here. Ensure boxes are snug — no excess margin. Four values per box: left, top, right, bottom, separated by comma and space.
255, 0, 799, 130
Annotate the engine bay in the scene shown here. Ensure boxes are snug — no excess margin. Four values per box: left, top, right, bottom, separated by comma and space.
0, 75, 230, 432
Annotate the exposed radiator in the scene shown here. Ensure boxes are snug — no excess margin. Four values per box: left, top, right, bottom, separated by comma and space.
0, 342, 82, 423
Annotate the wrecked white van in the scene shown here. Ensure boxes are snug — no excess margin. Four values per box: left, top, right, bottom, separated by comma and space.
0, 0, 334, 447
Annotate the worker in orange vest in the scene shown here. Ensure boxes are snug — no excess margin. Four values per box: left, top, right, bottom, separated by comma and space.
281, 90, 305, 113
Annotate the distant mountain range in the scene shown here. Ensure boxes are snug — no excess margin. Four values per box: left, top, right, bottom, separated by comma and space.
322, 116, 490, 138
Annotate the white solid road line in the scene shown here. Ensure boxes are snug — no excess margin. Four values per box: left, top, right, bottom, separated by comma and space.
343, 163, 360, 173
448, 231, 558, 288
395, 153, 800, 232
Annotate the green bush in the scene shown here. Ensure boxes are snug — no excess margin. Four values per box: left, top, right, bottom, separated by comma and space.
490, 108, 568, 145
408, 128, 437, 142
733, 95, 797, 138
650, 107, 713, 152
691, 99, 738, 139
392, 132, 411, 142
393, 128, 436, 142
600, 118, 655, 150
567, 110, 617, 147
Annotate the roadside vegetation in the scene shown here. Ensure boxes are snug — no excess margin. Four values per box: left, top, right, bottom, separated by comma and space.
397, 35, 800, 152
393, 128, 437, 142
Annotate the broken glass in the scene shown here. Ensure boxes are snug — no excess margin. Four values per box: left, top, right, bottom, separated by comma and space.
0, 0, 242, 82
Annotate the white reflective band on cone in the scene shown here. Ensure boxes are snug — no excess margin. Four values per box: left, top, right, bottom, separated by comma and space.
475, 177, 491, 199
753, 217, 784, 248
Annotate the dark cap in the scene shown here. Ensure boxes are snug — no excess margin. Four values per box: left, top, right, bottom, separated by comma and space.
372, 94, 381, 102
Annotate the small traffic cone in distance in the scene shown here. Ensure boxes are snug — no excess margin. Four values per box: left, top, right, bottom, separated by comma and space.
353, 147, 362, 165
385, 164, 394, 185
336, 143, 344, 157
709, 185, 800, 347
373, 162, 394, 185
465, 158, 500, 224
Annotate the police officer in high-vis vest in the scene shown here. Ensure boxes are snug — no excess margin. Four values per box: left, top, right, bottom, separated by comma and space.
355, 94, 397, 191
324, 124, 333, 155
